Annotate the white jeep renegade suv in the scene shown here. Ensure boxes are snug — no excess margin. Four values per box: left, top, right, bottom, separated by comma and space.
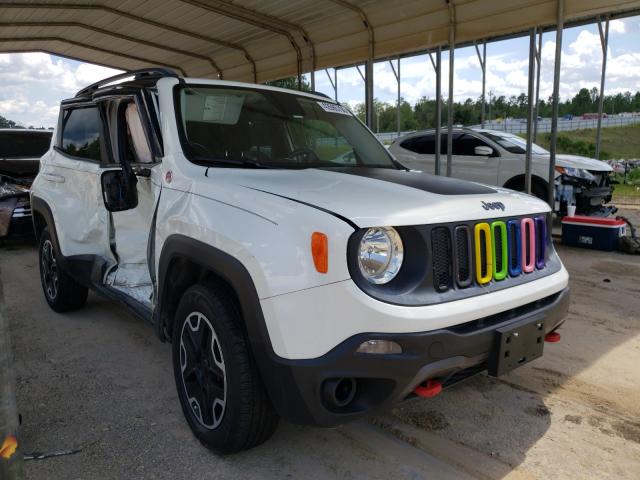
31, 69, 569, 453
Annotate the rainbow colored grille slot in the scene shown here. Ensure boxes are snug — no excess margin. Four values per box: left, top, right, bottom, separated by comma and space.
507, 219, 522, 277
491, 221, 508, 281
534, 216, 547, 269
521, 218, 536, 273
474, 223, 493, 285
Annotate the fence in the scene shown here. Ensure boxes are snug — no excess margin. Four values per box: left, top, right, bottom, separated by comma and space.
477, 115, 640, 135
373, 115, 640, 142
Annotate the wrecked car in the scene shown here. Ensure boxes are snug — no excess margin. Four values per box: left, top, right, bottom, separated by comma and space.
0, 128, 52, 237
32, 69, 569, 453
389, 128, 614, 216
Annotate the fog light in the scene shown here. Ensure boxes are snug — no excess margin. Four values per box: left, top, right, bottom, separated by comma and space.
356, 340, 402, 354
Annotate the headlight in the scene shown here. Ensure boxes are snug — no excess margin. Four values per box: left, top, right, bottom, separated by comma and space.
357, 227, 403, 284
555, 166, 596, 182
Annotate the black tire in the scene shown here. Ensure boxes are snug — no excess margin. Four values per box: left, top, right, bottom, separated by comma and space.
530, 182, 549, 202
172, 284, 279, 454
510, 180, 549, 202
38, 227, 88, 312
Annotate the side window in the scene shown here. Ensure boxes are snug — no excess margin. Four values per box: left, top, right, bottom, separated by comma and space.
60, 107, 103, 161
452, 134, 492, 156
401, 135, 435, 155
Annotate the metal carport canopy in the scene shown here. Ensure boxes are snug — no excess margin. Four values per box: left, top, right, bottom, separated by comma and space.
1, 0, 639, 83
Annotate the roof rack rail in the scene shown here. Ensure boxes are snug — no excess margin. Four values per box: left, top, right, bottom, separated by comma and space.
75, 68, 179, 98
309, 90, 332, 99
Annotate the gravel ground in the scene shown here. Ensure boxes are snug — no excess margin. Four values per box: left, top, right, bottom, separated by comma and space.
1, 208, 639, 479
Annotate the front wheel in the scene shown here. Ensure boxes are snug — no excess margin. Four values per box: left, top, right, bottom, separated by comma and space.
171, 284, 278, 454
38, 227, 88, 312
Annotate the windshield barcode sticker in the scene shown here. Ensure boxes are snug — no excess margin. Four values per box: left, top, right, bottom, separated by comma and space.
317, 101, 351, 116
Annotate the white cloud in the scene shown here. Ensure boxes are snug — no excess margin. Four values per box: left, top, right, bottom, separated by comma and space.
0, 53, 121, 127
610, 19, 626, 34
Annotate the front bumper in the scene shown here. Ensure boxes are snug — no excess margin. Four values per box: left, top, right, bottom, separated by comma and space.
263, 287, 569, 427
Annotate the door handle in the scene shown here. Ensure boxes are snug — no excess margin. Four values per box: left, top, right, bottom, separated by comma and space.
42, 173, 65, 183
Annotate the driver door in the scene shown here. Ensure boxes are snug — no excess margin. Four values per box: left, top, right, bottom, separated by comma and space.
101, 94, 162, 308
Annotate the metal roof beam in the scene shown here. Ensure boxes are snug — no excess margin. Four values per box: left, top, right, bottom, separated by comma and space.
182, 0, 318, 85
0, 21, 222, 78
0, 1, 256, 81
0, 36, 187, 76
179, 0, 310, 87
327, 0, 375, 127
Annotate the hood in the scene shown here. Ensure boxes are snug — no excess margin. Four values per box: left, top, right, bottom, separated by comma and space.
554, 154, 612, 172
225, 167, 550, 228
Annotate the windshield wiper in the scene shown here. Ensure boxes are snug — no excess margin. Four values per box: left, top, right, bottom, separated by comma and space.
191, 156, 272, 169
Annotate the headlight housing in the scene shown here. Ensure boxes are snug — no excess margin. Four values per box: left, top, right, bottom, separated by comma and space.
555, 166, 596, 182
357, 227, 403, 284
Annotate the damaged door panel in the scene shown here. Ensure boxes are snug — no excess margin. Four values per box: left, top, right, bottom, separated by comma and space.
101, 95, 162, 309
41, 106, 114, 262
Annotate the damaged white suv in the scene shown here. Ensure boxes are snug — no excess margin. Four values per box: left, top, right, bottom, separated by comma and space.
32, 69, 569, 453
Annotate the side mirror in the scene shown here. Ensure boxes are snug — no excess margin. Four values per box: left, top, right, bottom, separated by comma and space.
474, 145, 494, 156
101, 169, 138, 212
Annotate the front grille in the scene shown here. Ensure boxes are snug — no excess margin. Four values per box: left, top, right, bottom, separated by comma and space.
431, 227, 452, 292
432, 215, 549, 293
454, 226, 472, 287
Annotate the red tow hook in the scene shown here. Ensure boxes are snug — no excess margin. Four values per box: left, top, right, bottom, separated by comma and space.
545, 331, 561, 343
414, 379, 442, 398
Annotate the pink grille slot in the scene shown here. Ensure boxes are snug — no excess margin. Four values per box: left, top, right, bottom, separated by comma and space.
521, 218, 535, 273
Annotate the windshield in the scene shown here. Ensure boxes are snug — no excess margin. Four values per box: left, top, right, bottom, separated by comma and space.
482, 131, 549, 155
175, 85, 397, 169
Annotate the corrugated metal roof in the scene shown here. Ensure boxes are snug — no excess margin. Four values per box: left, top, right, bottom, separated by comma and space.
0, 0, 639, 82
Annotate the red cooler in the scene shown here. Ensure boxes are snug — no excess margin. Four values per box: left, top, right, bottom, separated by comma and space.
561, 215, 626, 251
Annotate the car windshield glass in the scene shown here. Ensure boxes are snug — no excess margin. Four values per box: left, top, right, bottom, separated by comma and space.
176, 85, 398, 169
482, 131, 548, 155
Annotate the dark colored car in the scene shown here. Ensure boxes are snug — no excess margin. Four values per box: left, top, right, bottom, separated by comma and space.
0, 129, 52, 237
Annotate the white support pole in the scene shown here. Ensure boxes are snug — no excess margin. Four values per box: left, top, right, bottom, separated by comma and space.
474, 40, 486, 128
365, 45, 375, 129
595, 16, 609, 159
525, 27, 537, 194
429, 47, 442, 176
446, 1, 455, 177
325, 68, 337, 101
389, 57, 401, 137
533, 29, 542, 141
549, 0, 564, 208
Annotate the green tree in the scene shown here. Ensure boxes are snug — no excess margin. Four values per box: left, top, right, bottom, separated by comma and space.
264, 76, 311, 92
0, 115, 18, 128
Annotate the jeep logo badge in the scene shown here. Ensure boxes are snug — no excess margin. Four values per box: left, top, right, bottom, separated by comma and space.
481, 201, 505, 211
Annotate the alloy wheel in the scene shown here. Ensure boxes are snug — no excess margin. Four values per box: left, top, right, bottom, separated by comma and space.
41, 239, 58, 300
179, 312, 227, 429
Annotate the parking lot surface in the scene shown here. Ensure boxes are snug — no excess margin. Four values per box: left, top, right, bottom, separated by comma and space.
2, 209, 639, 479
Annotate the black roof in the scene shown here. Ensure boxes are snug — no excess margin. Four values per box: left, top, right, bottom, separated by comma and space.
74, 68, 179, 99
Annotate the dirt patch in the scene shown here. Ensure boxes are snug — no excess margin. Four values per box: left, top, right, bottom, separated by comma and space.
525, 404, 551, 417
391, 408, 450, 431
564, 415, 583, 425
612, 421, 640, 444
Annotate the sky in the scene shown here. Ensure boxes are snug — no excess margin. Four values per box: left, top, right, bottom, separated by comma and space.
1, 15, 639, 128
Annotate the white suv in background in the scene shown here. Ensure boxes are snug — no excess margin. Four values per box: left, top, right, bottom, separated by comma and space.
31, 69, 569, 453
389, 128, 614, 216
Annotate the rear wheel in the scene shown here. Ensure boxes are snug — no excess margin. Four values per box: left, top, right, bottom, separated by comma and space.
171, 284, 278, 454
38, 228, 88, 312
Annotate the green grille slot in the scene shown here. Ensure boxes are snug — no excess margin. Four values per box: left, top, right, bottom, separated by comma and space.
491, 221, 508, 281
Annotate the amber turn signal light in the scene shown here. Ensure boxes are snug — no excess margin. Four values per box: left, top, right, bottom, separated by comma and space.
311, 232, 328, 273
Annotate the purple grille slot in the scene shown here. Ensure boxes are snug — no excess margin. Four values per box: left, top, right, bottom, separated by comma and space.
534, 216, 546, 269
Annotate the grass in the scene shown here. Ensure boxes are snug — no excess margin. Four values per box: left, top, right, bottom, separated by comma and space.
533, 124, 640, 160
